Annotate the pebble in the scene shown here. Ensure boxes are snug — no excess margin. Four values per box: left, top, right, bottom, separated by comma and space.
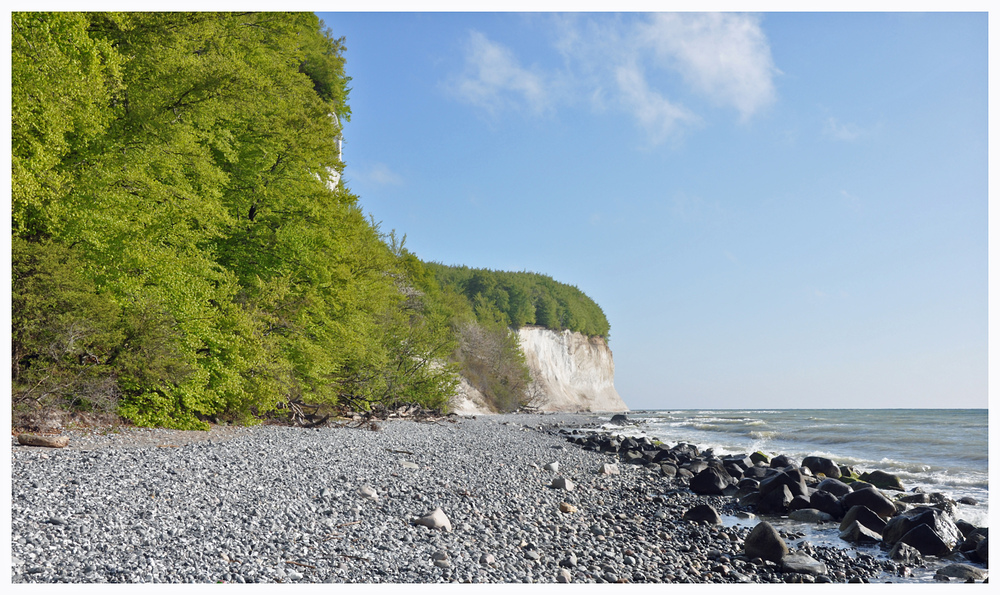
8, 412, 954, 584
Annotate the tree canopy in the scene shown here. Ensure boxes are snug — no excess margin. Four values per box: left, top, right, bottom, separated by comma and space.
11, 12, 611, 427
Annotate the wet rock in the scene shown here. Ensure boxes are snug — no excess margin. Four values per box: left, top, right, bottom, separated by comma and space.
842, 487, 896, 519
682, 504, 722, 525
744, 521, 788, 563
788, 508, 834, 524
882, 507, 963, 551
934, 563, 987, 582
840, 520, 883, 545
769, 455, 799, 469
757, 484, 794, 515
898, 524, 954, 557
816, 477, 851, 498
802, 456, 841, 479
810, 490, 844, 520
690, 467, 731, 496
781, 553, 828, 576
840, 505, 887, 535
859, 470, 905, 491
889, 541, 923, 565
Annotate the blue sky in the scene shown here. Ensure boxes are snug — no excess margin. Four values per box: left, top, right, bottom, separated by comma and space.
316, 10, 988, 410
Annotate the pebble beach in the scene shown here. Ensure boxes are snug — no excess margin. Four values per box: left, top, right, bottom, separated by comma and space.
9, 412, 983, 584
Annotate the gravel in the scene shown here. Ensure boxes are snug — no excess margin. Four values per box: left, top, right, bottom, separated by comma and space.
11, 413, 904, 584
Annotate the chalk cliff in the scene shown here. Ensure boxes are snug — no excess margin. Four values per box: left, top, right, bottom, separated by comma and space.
450, 325, 627, 414
518, 326, 628, 412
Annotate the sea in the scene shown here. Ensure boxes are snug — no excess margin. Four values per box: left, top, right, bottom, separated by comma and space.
597, 409, 988, 582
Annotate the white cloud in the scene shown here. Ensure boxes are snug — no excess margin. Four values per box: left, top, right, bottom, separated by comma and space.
447, 31, 549, 114
615, 62, 699, 143
446, 14, 779, 143
367, 163, 403, 186
636, 13, 779, 121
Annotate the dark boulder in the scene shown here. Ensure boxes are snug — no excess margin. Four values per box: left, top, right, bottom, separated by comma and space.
899, 524, 954, 557
722, 455, 754, 472
889, 541, 923, 565
659, 464, 678, 478
839, 520, 882, 545
690, 466, 731, 496
622, 449, 646, 464
787, 495, 813, 512
685, 460, 709, 475
898, 492, 931, 504
882, 506, 963, 551
682, 504, 722, 525
609, 414, 629, 425
781, 554, 828, 576
749, 451, 769, 466
810, 490, 844, 520
769, 455, 799, 469
840, 505, 887, 535
815, 477, 851, 498
842, 487, 896, 519
859, 470, 905, 491
975, 537, 987, 564
955, 519, 977, 538
802, 456, 841, 479
742, 466, 769, 480
757, 484, 794, 515
759, 467, 808, 499
672, 442, 699, 458
934, 563, 987, 582
744, 521, 788, 563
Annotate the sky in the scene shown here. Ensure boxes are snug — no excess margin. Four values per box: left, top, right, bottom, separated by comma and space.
315, 10, 989, 411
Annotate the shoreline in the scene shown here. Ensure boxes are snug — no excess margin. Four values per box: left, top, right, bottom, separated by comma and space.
10, 412, 986, 583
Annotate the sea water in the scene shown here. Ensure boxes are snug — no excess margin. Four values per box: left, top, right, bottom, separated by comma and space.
600, 409, 988, 582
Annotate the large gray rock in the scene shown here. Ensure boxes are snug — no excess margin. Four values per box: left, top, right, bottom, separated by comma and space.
690, 466, 731, 496
759, 467, 808, 498
840, 505, 887, 535
744, 521, 788, 563
816, 477, 852, 498
882, 507, 963, 552
859, 469, 905, 491
842, 487, 896, 519
802, 456, 841, 479
789, 508, 834, 524
781, 554, 828, 576
898, 524, 954, 557
839, 520, 883, 545
682, 504, 722, 525
889, 541, 923, 565
757, 484, 794, 515
810, 490, 844, 520
934, 563, 987, 582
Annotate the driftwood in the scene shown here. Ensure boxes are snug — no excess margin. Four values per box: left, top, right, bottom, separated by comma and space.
17, 433, 69, 448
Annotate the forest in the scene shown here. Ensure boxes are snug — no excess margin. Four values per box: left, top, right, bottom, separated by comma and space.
11, 12, 610, 429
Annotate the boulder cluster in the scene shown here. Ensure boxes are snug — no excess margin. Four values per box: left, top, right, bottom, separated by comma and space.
566, 429, 988, 582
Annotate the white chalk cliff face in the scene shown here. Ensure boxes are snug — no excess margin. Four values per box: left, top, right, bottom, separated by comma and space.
518, 326, 628, 413
448, 325, 628, 414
